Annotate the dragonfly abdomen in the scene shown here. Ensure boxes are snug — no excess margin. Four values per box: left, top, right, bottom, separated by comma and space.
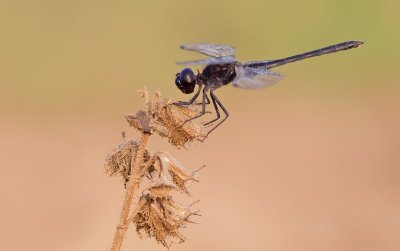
246, 41, 363, 70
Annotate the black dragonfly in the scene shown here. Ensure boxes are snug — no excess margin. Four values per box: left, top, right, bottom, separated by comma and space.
174, 41, 364, 137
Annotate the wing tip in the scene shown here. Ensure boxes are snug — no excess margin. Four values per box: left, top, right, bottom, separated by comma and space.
179, 43, 235, 49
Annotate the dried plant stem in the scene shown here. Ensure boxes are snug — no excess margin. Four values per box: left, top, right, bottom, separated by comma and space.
111, 132, 151, 251
106, 89, 203, 248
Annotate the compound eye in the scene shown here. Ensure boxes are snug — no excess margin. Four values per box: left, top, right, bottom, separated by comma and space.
175, 76, 182, 89
182, 71, 195, 84
175, 68, 196, 94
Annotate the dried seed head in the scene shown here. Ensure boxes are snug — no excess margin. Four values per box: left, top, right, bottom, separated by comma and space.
104, 139, 151, 186
155, 98, 206, 146
148, 181, 177, 198
126, 88, 206, 147
156, 152, 202, 195
133, 193, 199, 248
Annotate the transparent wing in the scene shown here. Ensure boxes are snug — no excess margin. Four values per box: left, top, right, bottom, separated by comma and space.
177, 56, 235, 65
180, 43, 236, 58
232, 65, 285, 90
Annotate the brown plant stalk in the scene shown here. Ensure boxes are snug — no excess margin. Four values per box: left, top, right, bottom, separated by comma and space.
111, 132, 150, 251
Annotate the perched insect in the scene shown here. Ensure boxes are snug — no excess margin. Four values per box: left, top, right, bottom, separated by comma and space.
174, 41, 364, 137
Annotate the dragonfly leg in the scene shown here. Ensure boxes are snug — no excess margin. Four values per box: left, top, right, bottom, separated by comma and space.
199, 91, 229, 141
173, 85, 201, 106
181, 88, 208, 127
203, 93, 220, 126
196, 94, 210, 106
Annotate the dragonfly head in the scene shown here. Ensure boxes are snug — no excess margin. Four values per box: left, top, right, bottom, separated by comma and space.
175, 68, 196, 94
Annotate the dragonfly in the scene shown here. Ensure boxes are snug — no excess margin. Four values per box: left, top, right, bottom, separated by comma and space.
174, 41, 364, 137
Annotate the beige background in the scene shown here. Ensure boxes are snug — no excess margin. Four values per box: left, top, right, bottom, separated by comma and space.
1, 0, 399, 250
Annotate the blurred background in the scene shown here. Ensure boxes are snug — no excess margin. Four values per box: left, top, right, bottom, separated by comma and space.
1, 0, 399, 250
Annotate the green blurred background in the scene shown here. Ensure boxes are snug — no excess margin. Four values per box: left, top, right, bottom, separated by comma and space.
1, 0, 398, 112
1, 0, 399, 251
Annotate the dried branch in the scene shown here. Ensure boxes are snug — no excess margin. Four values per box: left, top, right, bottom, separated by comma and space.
111, 132, 150, 251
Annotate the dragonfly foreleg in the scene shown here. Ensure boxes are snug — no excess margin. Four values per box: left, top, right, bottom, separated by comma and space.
181, 88, 208, 127
173, 85, 202, 106
196, 94, 210, 106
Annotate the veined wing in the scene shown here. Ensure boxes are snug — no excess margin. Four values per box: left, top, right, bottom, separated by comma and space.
180, 43, 236, 58
232, 65, 285, 90
177, 56, 235, 65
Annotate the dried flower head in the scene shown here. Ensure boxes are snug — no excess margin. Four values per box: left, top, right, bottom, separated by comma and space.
133, 193, 199, 248
126, 88, 206, 146
155, 152, 203, 195
104, 139, 151, 186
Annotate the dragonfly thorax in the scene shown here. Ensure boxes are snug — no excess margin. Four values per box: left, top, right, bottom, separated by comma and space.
200, 63, 237, 90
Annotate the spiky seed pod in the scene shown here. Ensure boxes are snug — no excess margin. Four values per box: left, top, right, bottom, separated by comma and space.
104, 139, 151, 186
156, 152, 202, 194
133, 193, 199, 249
125, 88, 206, 147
